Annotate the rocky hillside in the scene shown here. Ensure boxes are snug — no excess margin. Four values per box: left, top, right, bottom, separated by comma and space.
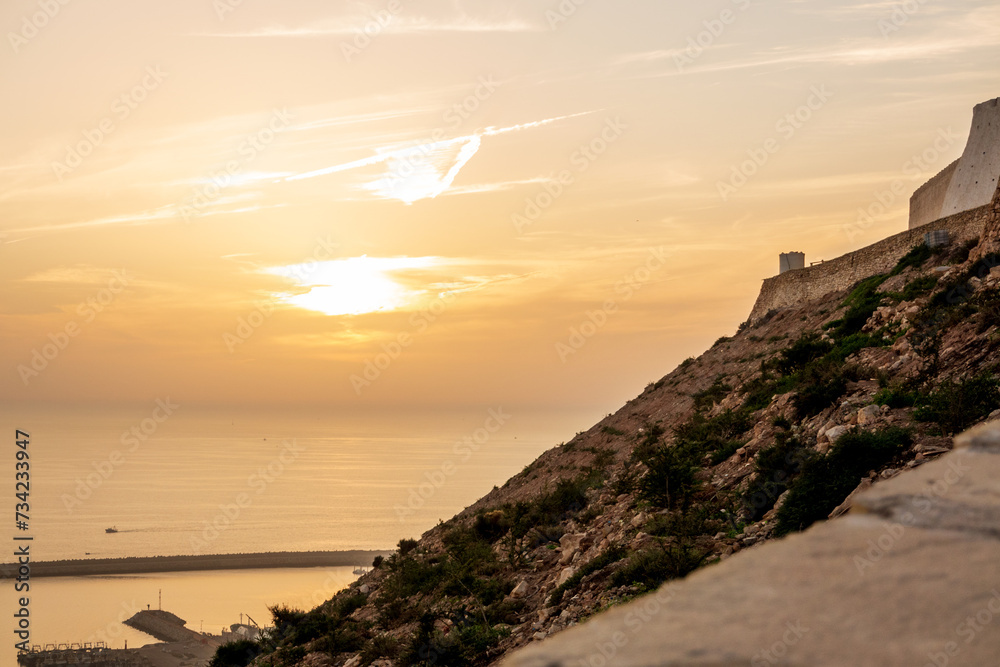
222, 213, 1000, 667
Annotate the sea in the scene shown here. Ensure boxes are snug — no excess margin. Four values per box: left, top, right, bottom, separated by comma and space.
1, 402, 598, 663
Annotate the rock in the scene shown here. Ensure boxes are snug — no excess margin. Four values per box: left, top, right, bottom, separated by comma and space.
773, 489, 791, 513
358, 584, 369, 594
557, 567, 577, 587
630, 512, 649, 528
533, 632, 547, 641
954, 420, 1000, 452
559, 533, 587, 565
825, 425, 851, 443
511, 580, 530, 599
344, 656, 362, 667
857, 405, 881, 425
829, 477, 872, 518
505, 443, 1000, 667
890, 355, 911, 371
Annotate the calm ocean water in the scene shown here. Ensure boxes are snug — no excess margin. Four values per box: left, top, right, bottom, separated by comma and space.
2, 403, 596, 662
12, 403, 594, 560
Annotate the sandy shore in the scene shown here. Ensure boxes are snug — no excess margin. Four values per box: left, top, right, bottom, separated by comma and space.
0, 550, 388, 579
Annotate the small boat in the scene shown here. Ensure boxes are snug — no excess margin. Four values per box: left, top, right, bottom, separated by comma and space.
105, 527, 118, 534
353, 566, 369, 575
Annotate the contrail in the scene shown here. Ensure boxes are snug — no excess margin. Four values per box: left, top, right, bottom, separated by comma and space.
284, 112, 593, 183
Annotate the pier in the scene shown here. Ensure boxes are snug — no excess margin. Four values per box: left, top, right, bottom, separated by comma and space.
17, 643, 148, 666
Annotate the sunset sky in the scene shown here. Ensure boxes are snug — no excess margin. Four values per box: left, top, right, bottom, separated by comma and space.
2, 0, 998, 412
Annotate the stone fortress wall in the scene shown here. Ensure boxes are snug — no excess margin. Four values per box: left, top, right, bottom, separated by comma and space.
909, 159, 959, 229
935, 97, 1000, 222
748, 206, 989, 322
748, 97, 999, 323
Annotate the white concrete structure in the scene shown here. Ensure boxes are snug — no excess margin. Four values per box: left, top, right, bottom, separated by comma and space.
910, 97, 1000, 229
779, 252, 805, 274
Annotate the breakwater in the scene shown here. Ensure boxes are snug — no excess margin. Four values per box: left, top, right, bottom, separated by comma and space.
0, 550, 388, 579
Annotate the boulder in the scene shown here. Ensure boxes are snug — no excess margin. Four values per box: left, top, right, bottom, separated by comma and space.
556, 567, 577, 587
825, 425, 851, 443
559, 533, 588, 565
857, 405, 881, 425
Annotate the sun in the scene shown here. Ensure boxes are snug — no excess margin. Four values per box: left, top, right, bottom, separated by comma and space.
265, 256, 437, 316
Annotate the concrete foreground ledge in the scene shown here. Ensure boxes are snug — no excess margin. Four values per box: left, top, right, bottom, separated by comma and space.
504, 421, 1000, 667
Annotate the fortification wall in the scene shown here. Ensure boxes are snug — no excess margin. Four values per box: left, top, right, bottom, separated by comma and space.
909, 159, 958, 229
941, 98, 1000, 217
749, 205, 990, 323
910, 97, 1000, 228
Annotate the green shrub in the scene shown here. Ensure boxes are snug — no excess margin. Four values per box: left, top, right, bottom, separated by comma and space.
777, 333, 833, 375
644, 506, 719, 539
485, 598, 525, 625
832, 274, 890, 337
383, 553, 447, 598
361, 635, 401, 662
914, 374, 1000, 434
672, 410, 750, 458
587, 447, 615, 471
609, 543, 707, 591
472, 510, 509, 543
376, 597, 420, 628
891, 243, 932, 275
873, 386, 917, 409
902, 275, 939, 300
775, 427, 912, 535
636, 444, 700, 510
332, 593, 367, 619
975, 289, 1000, 334
499, 471, 600, 542
401, 614, 508, 667
742, 432, 813, 522
398, 538, 419, 556
210, 640, 260, 667
549, 546, 627, 605
710, 440, 744, 465
792, 359, 855, 418
946, 239, 978, 264
692, 375, 731, 410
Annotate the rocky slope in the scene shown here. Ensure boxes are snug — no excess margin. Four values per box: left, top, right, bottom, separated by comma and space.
231, 202, 1000, 667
